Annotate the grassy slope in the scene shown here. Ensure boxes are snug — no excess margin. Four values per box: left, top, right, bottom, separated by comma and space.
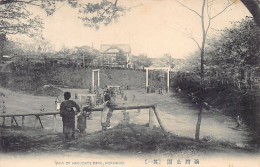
0, 124, 253, 154
1, 66, 166, 94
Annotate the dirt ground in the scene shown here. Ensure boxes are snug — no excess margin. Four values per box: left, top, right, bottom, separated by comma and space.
0, 87, 255, 150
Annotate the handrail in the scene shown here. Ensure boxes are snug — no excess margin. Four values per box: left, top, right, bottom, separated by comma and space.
0, 104, 156, 117
0, 104, 167, 136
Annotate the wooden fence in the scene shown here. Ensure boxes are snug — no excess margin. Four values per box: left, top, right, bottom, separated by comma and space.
0, 104, 167, 135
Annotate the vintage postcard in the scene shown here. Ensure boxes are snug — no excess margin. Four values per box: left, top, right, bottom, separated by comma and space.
0, 0, 259, 167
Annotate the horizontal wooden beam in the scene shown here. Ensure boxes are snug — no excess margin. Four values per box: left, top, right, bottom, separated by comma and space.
144, 67, 171, 70
92, 69, 100, 72
0, 105, 155, 117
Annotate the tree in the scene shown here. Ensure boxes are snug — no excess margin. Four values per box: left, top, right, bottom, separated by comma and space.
132, 54, 152, 69
241, 0, 260, 27
116, 50, 127, 64
205, 18, 260, 89
0, 0, 126, 60
154, 53, 175, 68
176, 0, 236, 141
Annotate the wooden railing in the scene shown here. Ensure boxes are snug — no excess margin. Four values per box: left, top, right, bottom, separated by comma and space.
0, 104, 167, 135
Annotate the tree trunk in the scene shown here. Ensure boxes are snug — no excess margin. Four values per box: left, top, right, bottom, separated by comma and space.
195, 0, 206, 141
195, 107, 203, 141
241, 0, 260, 27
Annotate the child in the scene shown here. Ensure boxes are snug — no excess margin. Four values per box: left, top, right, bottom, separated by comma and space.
60, 92, 80, 140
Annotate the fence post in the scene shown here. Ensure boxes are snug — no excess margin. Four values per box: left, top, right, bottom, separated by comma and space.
34, 116, 38, 128
53, 114, 56, 132
2, 116, 5, 126
149, 107, 154, 129
22, 116, 25, 127
11, 117, 14, 127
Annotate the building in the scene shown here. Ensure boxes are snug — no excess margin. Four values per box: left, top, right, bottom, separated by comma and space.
100, 44, 132, 68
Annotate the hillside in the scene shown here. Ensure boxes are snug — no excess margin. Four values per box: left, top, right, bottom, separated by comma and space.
0, 66, 166, 94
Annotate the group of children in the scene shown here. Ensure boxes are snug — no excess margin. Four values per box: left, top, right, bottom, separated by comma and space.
58, 87, 120, 140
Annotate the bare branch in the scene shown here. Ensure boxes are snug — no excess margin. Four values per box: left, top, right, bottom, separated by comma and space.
190, 36, 202, 51
126, 3, 142, 11
210, 0, 237, 20
206, 0, 214, 19
205, 18, 211, 36
175, 0, 202, 17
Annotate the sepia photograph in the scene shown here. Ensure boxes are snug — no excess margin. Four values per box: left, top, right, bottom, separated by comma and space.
0, 0, 259, 166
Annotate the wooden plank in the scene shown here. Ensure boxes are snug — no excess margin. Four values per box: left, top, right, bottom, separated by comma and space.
144, 67, 171, 70
37, 116, 44, 129
12, 116, 19, 127
0, 104, 157, 131
0, 105, 156, 118
152, 106, 167, 136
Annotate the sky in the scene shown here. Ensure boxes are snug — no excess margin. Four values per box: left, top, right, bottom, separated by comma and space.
14, 0, 251, 59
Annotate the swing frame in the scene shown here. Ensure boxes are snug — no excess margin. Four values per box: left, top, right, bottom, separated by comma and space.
144, 67, 171, 93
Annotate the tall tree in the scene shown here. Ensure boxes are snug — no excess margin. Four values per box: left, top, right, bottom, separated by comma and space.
176, 0, 236, 141
241, 0, 260, 27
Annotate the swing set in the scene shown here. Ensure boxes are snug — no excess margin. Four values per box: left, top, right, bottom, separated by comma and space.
145, 67, 171, 93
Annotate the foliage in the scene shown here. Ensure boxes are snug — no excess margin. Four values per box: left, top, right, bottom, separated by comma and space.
152, 53, 176, 68
115, 50, 127, 64
0, 0, 126, 60
176, 18, 260, 91
132, 54, 152, 69
78, 0, 126, 29
0, 1, 43, 36
204, 18, 260, 90
0, 0, 126, 34
173, 18, 260, 141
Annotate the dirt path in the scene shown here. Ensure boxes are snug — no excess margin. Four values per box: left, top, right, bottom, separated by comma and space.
0, 87, 251, 148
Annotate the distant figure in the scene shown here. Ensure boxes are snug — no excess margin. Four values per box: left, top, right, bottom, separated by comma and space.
159, 87, 163, 95
101, 89, 117, 130
2, 100, 6, 114
147, 87, 150, 93
124, 95, 127, 101
55, 97, 61, 111
40, 104, 45, 112
132, 94, 135, 102
178, 88, 182, 93
235, 115, 242, 128
75, 93, 78, 99
60, 92, 80, 140
122, 110, 130, 126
